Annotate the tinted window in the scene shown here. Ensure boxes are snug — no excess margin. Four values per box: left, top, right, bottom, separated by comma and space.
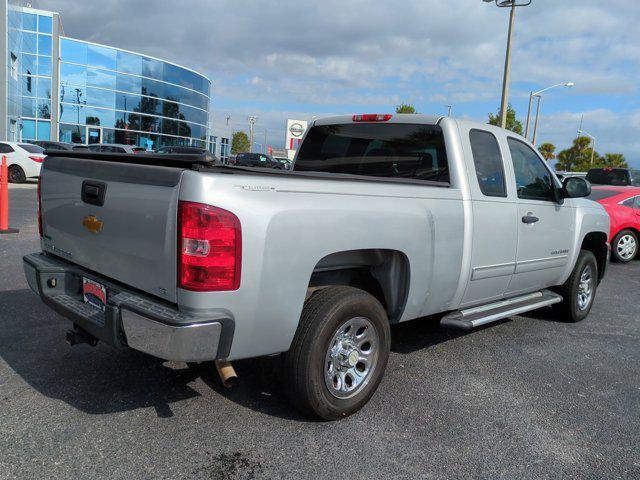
469, 129, 506, 197
588, 189, 623, 201
38, 15, 52, 34
19, 143, 44, 153
621, 197, 635, 208
87, 44, 116, 70
585, 169, 631, 186
507, 137, 555, 201
0, 143, 15, 153
295, 123, 449, 183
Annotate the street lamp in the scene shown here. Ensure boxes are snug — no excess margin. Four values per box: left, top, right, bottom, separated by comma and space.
483, 0, 533, 129
577, 129, 597, 166
524, 82, 574, 144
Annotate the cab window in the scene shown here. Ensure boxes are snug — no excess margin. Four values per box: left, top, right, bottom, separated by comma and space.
469, 129, 506, 197
507, 137, 555, 201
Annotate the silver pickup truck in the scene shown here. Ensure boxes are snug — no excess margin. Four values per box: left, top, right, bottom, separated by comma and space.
24, 114, 610, 420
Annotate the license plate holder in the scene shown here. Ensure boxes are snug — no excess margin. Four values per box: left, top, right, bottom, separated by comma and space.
83, 277, 107, 312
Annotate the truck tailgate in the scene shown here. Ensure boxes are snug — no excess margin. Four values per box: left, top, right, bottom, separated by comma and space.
40, 155, 183, 303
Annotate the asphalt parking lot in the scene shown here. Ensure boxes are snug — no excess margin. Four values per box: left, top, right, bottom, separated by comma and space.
1, 184, 639, 480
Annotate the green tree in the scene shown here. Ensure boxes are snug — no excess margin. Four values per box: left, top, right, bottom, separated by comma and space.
538, 142, 556, 161
488, 104, 522, 135
395, 103, 417, 114
231, 131, 250, 154
555, 136, 596, 171
602, 153, 628, 168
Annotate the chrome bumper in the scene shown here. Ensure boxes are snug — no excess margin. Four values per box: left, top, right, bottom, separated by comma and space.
121, 309, 222, 362
23, 253, 232, 362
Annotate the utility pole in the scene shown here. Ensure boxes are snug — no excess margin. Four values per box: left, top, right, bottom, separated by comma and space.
247, 116, 257, 153
499, 2, 516, 129
483, 0, 533, 129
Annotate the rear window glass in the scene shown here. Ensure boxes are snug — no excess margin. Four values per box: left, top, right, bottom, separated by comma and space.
294, 123, 449, 183
587, 189, 622, 201
586, 169, 630, 186
19, 143, 44, 153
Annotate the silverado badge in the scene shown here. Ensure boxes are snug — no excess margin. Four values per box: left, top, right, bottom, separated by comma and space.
82, 215, 103, 233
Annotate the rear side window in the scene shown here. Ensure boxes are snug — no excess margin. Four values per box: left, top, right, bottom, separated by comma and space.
621, 197, 635, 208
18, 143, 43, 153
507, 138, 555, 201
295, 123, 449, 184
0, 143, 14, 153
469, 130, 506, 197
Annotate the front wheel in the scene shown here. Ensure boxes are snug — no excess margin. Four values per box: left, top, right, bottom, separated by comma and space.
282, 286, 390, 420
611, 229, 638, 262
552, 250, 598, 322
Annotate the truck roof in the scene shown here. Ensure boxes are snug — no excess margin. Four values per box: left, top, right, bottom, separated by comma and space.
313, 113, 443, 126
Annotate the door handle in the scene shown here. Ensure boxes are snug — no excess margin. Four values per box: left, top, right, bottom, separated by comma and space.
522, 214, 539, 224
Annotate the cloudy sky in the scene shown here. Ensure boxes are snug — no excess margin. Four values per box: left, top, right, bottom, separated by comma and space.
36, 0, 640, 166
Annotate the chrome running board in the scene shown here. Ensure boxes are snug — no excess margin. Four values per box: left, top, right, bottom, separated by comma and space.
440, 290, 563, 330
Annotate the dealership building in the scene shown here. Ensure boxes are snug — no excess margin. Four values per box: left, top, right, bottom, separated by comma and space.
1, 1, 229, 157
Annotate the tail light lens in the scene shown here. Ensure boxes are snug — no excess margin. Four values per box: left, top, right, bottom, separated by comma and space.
37, 177, 42, 236
178, 201, 241, 291
30, 156, 44, 163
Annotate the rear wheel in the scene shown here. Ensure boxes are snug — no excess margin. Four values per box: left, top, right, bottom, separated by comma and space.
8, 165, 26, 183
611, 229, 638, 262
552, 250, 598, 323
283, 286, 390, 420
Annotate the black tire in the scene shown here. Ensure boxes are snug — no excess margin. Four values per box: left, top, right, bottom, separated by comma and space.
611, 229, 638, 262
8, 165, 26, 183
282, 286, 390, 420
552, 250, 598, 323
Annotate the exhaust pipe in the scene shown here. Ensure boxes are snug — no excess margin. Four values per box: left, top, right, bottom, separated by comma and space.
214, 360, 238, 388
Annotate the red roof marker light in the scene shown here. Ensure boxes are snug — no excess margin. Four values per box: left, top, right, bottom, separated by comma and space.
352, 114, 393, 122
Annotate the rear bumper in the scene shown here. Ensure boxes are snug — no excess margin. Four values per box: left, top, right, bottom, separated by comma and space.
23, 253, 234, 362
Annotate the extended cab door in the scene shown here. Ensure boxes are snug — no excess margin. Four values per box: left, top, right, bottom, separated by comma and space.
504, 137, 575, 295
460, 127, 518, 307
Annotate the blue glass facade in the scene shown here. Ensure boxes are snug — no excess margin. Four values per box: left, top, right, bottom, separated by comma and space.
2, 4, 211, 149
18, 9, 53, 142
58, 38, 211, 148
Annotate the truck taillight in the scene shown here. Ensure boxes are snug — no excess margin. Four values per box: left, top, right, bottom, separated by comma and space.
37, 177, 42, 236
178, 201, 241, 291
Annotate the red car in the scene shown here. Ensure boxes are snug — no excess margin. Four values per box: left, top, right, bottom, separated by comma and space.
589, 186, 640, 262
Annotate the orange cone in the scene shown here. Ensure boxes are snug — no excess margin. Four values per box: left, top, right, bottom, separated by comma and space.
0, 155, 19, 234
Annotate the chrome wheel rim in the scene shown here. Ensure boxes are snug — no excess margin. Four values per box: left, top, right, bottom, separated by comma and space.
617, 234, 637, 260
577, 265, 594, 311
324, 317, 379, 399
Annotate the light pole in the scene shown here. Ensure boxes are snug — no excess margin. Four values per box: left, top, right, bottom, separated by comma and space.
247, 116, 257, 153
578, 129, 597, 166
524, 82, 574, 143
483, 0, 532, 129
446, 105, 453, 117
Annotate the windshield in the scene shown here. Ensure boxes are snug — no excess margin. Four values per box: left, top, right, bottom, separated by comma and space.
294, 123, 449, 183
19, 143, 44, 154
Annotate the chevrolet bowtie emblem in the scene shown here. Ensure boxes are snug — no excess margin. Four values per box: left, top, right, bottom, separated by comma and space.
82, 215, 103, 233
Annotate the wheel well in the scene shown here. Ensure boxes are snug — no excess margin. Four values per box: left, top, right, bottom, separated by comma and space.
308, 249, 410, 323
581, 232, 608, 281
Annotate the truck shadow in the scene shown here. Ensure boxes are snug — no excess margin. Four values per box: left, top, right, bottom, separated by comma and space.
0, 288, 307, 421
0, 288, 514, 421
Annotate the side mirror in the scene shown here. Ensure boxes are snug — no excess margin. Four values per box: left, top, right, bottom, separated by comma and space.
562, 177, 591, 198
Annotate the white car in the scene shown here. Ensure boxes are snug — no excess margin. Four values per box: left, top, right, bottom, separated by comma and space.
0, 141, 45, 183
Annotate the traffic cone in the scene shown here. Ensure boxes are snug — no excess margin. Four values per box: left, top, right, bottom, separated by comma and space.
0, 155, 19, 234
